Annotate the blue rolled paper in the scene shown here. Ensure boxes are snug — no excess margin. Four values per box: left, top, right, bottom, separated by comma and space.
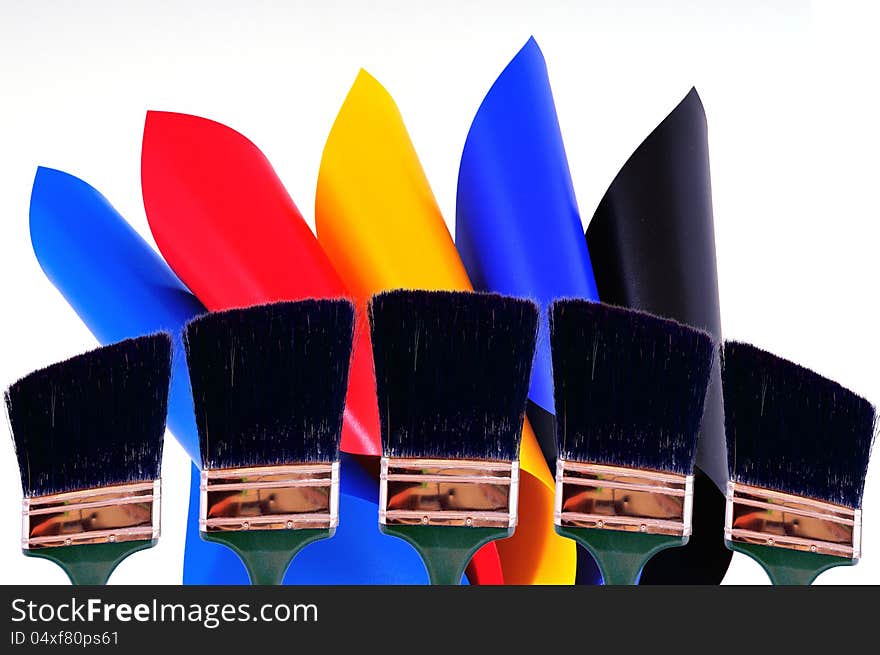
29, 166, 429, 584
456, 36, 599, 432
456, 38, 602, 585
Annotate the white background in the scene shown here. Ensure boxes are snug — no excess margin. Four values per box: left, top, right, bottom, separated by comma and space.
1, 0, 878, 584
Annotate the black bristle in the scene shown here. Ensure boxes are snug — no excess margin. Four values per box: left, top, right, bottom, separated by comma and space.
550, 300, 715, 475
184, 299, 355, 469
368, 290, 538, 461
5, 334, 172, 497
722, 341, 876, 508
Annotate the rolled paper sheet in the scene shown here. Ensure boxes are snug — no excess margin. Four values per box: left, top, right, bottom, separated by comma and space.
584, 89, 731, 584
456, 36, 599, 465
29, 166, 430, 584
456, 37, 602, 584
315, 70, 576, 584
141, 110, 380, 459
30, 167, 205, 463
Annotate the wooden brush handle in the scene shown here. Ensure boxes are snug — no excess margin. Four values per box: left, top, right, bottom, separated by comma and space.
726, 541, 854, 585
202, 529, 333, 585
557, 528, 687, 585
24, 540, 157, 585
381, 525, 512, 585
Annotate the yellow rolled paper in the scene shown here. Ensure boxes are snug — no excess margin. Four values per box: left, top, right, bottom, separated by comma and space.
315, 69, 575, 584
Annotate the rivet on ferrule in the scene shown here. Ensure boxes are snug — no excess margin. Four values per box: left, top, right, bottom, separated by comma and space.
554, 460, 693, 537
22, 480, 161, 550
379, 457, 519, 528
724, 481, 861, 560
200, 462, 339, 533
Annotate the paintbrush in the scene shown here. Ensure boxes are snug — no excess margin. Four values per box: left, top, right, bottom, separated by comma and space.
6, 334, 172, 585
368, 289, 538, 585
549, 300, 715, 584
721, 341, 876, 584
184, 299, 355, 585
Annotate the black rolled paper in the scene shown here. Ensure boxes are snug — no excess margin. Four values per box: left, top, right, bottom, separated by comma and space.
585, 88, 731, 584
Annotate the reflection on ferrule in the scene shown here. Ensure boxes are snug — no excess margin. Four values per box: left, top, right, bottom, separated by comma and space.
724, 481, 861, 559
379, 457, 519, 528
554, 460, 693, 537
22, 480, 161, 550
200, 462, 339, 533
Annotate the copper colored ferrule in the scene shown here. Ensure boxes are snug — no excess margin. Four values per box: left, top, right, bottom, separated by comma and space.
22, 480, 161, 550
724, 481, 861, 559
200, 462, 339, 533
379, 457, 519, 528
554, 460, 693, 537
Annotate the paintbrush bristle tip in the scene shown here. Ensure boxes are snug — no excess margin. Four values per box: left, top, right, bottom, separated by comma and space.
369, 289, 539, 462
184, 299, 355, 470
5, 333, 172, 497
721, 341, 876, 508
549, 299, 715, 475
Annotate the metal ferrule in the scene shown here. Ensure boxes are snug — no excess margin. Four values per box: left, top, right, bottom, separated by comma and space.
379, 457, 519, 528
22, 480, 161, 550
724, 481, 861, 560
200, 462, 339, 533
554, 460, 694, 537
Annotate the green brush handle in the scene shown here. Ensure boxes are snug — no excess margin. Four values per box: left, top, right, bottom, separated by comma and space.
726, 541, 854, 585
557, 527, 687, 585
24, 539, 157, 585
381, 525, 512, 585
202, 529, 333, 585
